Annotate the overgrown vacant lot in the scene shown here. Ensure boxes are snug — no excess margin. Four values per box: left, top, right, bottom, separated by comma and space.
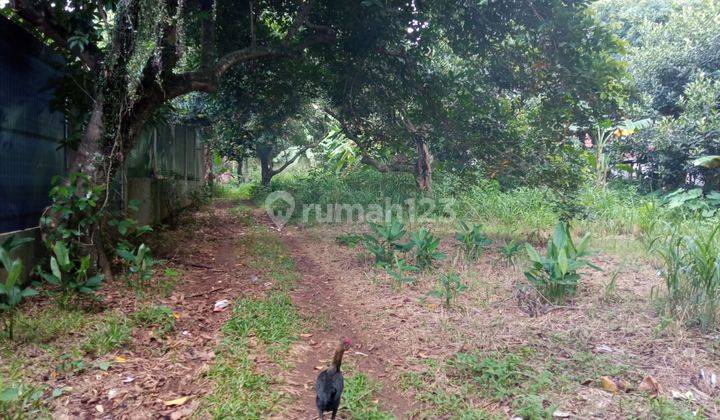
3, 183, 720, 418
3, 1, 720, 417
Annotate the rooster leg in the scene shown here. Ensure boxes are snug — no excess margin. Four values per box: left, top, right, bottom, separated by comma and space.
331, 408, 338, 419
318, 409, 325, 420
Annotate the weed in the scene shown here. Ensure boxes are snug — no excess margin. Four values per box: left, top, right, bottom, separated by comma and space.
648, 397, 698, 419
455, 221, 492, 260
0, 381, 46, 418
449, 351, 526, 400
430, 272, 467, 308
341, 372, 394, 419
336, 233, 364, 248
132, 305, 175, 337
117, 243, 156, 292
512, 394, 555, 420
363, 219, 408, 265
0, 248, 37, 340
385, 258, 418, 285
408, 228, 445, 270
159, 267, 181, 297
82, 314, 132, 355
524, 222, 599, 303
655, 225, 720, 330
498, 240, 523, 266
37, 241, 104, 306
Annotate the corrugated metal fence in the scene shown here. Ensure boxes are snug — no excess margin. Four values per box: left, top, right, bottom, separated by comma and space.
0, 17, 205, 234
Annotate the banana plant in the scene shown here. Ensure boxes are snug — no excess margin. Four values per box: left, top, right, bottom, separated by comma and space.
363, 219, 408, 264
0, 248, 37, 339
409, 228, 445, 269
455, 221, 492, 260
576, 119, 652, 187
524, 222, 599, 303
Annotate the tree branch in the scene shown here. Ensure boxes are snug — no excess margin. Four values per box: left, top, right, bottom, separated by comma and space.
271, 146, 311, 176
360, 154, 413, 173
9, 0, 100, 70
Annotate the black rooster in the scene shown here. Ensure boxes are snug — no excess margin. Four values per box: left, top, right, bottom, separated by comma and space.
315, 337, 352, 419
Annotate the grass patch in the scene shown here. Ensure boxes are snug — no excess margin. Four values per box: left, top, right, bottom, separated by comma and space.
196, 338, 284, 418
81, 313, 132, 356
342, 372, 395, 419
239, 224, 299, 290
132, 305, 175, 338
8, 307, 91, 344
198, 291, 300, 417
223, 292, 300, 359
199, 209, 303, 417
214, 182, 257, 203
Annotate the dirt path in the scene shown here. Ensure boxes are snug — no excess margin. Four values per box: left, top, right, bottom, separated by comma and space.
251, 209, 415, 418
53, 201, 264, 418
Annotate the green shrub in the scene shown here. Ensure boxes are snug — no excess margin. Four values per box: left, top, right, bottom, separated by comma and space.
455, 221, 492, 260
335, 233, 364, 248
430, 272, 466, 308
524, 222, 598, 303
37, 241, 104, 306
408, 228, 445, 270
116, 243, 156, 291
655, 225, 720, 330
385, 258, 418, 284
363, 219, 408, 265
498, 240, 523, 266
0, 248, 37, 340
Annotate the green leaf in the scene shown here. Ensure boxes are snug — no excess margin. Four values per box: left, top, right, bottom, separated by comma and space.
0, 387, 19, 402
0, 248, 12, 271
84, 275, 104, 288
21, 288, 38, 297
53, 242, 71, 268
50, 257, 62, 280
693, 155, 720, 169
40, 272, 61, 285
557, 249, 569, 276
525, 244, 542, 263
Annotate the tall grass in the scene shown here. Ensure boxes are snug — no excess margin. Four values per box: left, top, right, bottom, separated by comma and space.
654, 226, 720, 331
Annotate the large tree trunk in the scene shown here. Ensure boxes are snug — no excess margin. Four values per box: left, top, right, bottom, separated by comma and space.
414, 135, 432, 192
257, 146, 275, 186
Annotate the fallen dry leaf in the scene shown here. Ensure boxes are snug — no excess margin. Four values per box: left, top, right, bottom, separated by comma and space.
600, 376, 619, 394
638, 376, 661, 397
115, 355, 127, 363
164, 396, 191, 406
314, 365, 326, 371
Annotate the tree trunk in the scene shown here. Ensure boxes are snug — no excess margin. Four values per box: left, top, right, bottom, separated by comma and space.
203, 144, 214, 186
257, 146, 275, 186
414, 135, 432, 192
236, 157, 244, 182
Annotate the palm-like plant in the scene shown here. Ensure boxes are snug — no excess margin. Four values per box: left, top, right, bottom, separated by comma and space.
0, 249, 37, 339
524, 222, 599, 303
